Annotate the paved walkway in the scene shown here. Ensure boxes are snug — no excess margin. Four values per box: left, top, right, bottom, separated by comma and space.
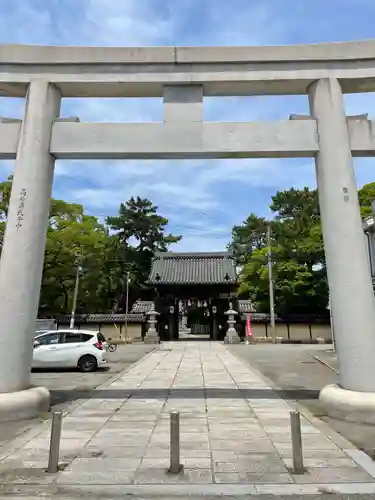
1, 342, 375, 497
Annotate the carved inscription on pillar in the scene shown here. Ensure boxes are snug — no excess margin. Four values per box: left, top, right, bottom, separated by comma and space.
16, 188, 27, 230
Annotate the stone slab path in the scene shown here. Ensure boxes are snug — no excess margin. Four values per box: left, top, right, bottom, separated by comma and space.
1, 342, 375, 497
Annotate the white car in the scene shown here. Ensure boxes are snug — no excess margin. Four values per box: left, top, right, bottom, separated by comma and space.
32, 330, 108, 372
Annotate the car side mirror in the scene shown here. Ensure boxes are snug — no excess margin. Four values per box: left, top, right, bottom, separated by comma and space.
33, 340, 40, 348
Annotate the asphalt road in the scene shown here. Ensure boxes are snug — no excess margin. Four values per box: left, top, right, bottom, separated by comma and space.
229, 344, 375, 458
1, 344, 155, 446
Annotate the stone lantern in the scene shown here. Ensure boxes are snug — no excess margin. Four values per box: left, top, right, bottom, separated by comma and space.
144, 304, 160, 344
224, 303, 240, 344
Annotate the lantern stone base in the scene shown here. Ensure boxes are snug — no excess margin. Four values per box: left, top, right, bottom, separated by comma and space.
0, 386, 50, 423
224, 329, 241, 344
320, 383, 375, 425
144, 333, 160, 344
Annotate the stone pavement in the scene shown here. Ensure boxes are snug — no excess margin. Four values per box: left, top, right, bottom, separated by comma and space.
1, 342, 375, 497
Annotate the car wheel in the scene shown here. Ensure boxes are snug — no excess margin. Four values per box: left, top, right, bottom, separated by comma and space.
78, 355, 97, 373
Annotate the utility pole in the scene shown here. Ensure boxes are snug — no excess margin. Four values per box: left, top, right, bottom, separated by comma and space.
124, 271, 130, 340
267, 223, 277, 344
70, 264, 80, 329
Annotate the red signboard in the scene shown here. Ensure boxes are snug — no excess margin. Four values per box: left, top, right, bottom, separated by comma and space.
246, 314, 252, 338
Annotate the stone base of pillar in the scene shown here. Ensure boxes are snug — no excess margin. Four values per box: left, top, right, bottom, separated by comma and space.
224, 329, 241, 344
144, 334, 160, 344
0, 386, 50, 423
320, 384, 375, 425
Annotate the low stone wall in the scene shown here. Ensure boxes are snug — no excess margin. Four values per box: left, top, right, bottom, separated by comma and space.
245, 321, 332, 343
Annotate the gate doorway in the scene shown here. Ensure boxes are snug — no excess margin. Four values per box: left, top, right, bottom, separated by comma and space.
183, 302, 211, 341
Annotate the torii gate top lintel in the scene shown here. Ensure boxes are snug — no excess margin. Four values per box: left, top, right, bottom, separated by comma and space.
0, 39, 375, 98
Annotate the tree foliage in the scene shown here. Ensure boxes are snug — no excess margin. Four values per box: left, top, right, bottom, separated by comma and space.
234, 182, 375, 316
233, 187, 328, 316
0, 178, 179, 315
358, 182, 375, 219
106, 197, 181, 286
229, 214, 268, 265
41, 203, 109, 315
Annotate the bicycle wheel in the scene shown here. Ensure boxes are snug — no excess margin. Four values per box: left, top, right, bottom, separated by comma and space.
107, 344, 116, 352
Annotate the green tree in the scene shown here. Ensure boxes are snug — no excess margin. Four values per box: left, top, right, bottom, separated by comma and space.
238, 245, 328, 316
106, 197, 182, 288
270, 188, 325, 267
229, 214, 268, 265
0, 176, 12, 221
234, 187, 328, 316
40, 200, 110, 315
0, 176, 13, 249
358, 182, 375, 219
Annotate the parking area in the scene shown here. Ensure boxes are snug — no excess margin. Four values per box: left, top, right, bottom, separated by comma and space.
2, 344, 155, 445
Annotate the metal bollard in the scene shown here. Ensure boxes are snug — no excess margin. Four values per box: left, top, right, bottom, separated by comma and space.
47, 411, 63, 473
290, 410, 305, 474
168, 410, 183, 474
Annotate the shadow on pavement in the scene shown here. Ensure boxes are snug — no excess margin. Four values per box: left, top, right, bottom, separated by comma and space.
50, 387, 319, 406
32, 367, 110, 373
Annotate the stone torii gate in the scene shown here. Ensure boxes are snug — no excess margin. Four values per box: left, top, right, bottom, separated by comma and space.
0, 41, 375, 423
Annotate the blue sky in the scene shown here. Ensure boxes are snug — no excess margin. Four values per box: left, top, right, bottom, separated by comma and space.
1, 0, 375, 251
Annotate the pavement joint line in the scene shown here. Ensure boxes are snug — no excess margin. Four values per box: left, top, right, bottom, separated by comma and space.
215, 347, 285, 459
67, 348, 167, 455
226, 345, 362, 465
128, 347, 170, 392
63, 347, 159, 416
198, 343, 212, 467
139, 345, 186, 475
59, 346, 160, 418
96, 346, 160, 391
311, 354, 339, 374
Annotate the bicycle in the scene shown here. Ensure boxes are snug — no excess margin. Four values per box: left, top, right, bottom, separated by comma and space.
107, 343, 117, 352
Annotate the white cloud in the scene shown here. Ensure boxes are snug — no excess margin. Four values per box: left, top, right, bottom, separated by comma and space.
83, 0, 175, 46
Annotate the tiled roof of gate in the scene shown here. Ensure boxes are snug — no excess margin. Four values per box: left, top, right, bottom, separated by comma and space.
148, 252, 237, 285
